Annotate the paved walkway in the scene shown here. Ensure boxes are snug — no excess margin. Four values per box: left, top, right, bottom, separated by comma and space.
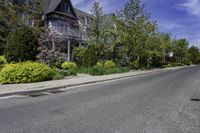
0, 67, 186, 97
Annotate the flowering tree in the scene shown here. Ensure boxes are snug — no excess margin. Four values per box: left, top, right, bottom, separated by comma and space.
37, 29, 65, 67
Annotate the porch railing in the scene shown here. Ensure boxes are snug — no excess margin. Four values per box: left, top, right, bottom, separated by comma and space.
51, 27, 82, 40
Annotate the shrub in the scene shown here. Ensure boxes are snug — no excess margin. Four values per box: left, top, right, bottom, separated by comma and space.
162, 64, 172, 68
130, 61, 139, 70
96, 62, 103, 67
170, 63, 183, 67
73, 47, 86, 66
104, 60, 116, 69
52, 72, 65, 80
0, 42, 4, 55
184, 61, 192, 66
37, 49, 65, 68
77, 67, 92, 74
4, 26, 38, 62
53, 69, 77, 80
68, 69, 77, 76
55, 69, 71, 76
105, 68, 121, 75
61, 62, 77, 70
78, 66, 129, 76
90, 65, 106, 76
0, 62, 54, 84
0, 56, 7, 69
83, 45, 98, 67
118, 54, 130, 67
105, 67, 130, 75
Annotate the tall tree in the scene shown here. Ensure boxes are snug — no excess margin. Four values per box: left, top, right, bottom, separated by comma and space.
159, 33, 173, 63
88, 1, 104, 45
87, 1, 117, 60
174, 39, 189, 63
116, 0, 157, 63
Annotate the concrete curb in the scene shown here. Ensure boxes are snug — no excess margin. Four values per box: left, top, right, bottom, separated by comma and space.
0, 69, 167, 98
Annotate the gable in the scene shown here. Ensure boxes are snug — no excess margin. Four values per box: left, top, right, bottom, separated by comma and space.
55, 0, 75, 17
42, 0, 77, 18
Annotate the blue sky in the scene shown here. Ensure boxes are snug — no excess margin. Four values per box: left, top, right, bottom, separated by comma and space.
72, 0, 200, 47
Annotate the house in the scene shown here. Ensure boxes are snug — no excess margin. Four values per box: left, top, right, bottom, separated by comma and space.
41, 0, 92, 61
1, 0, 115, 61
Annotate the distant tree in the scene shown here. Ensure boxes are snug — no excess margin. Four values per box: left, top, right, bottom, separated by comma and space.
159, 33, 173, 63
188, 46, 200, 64
174, 39, 189, 63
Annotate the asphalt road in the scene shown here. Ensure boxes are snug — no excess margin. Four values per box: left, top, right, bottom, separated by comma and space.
0, 66, 200, 133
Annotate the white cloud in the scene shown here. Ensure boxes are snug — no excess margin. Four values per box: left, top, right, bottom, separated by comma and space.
180, 0, 200, 16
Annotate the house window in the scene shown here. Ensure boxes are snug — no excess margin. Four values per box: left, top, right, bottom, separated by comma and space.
61, 2, 69, 12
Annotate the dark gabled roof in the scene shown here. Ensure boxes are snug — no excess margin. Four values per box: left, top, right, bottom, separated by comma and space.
42, 0, 77, 18
41, 0, 115, 25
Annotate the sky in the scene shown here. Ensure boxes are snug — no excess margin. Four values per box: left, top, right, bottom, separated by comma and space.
72, 0, 200, 47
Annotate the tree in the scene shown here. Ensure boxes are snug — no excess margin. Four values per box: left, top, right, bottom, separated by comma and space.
0, 0, 42, 54
101, 14, 117, 60
174, 39, 189, 63
87, 1, 104, 45
83, 45, 98, 67
116, 0, 157, 65
37, 29, 65, 67
87, 1, 117, 60
72, 47, 87, 66
159, 33, 173, 63
4, 26, 38, 62
188, 46, 200, 64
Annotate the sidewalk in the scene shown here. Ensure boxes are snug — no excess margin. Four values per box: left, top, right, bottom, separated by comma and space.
0, 66, 186, 97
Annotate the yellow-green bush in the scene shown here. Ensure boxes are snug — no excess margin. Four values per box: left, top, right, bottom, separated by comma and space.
0, 56, 7, 70
0, 62, 54, 84
61, 62, 77, 70
96, 62, 103, 67
104, 60, 116, 69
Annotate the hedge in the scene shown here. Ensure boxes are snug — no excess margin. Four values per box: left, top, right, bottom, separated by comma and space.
0, 62, 54, 84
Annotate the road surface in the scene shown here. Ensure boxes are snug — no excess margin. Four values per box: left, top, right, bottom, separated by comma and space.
0, 66, 200, 133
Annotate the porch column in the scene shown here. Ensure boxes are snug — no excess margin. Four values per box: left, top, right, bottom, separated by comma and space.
67, 40, 71, 61
52, 39, 55, 52
79, 42, 82, 47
